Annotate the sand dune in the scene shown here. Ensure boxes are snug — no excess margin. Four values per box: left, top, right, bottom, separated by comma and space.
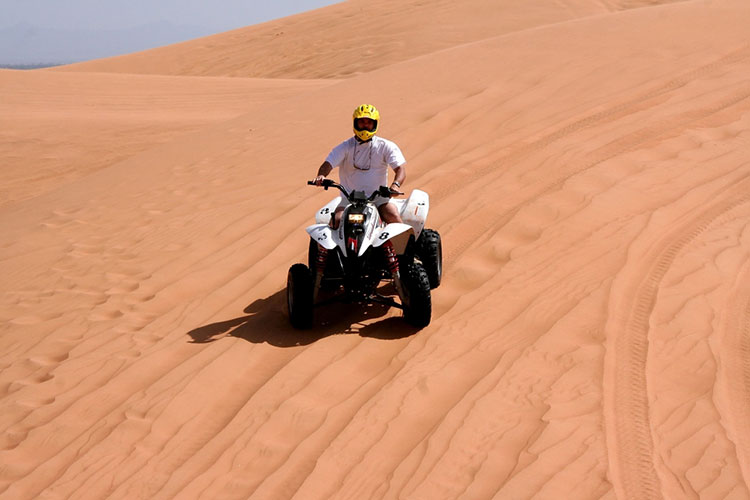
2, 0, 750, 498
56, 0, 684, 79
0, 70, 333, 206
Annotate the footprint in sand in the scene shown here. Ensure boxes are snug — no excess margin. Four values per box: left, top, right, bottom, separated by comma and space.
17, 395, 57, 408
69, 242, 106, 258
87, 308, 125, 322
1, 428, 29, 451
29, 352, 70, 366
7, 372, 55, 394
117, 349, 142, 360
123, 293, 156, 306
9, 311, 64, 325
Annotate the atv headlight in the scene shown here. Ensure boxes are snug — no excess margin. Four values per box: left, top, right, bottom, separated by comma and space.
348, 213, 365, 224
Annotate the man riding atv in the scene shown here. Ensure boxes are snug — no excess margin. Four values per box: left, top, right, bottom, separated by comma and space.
286, 104, 442, 330
313, 104, 406, 228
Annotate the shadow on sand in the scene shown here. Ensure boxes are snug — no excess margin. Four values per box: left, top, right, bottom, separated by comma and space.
187, 288, 421, 347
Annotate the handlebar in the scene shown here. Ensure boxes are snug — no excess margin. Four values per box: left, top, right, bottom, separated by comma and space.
307, 179, 402, 201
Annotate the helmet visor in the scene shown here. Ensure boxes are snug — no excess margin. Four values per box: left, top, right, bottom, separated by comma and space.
354, 117, 377, 132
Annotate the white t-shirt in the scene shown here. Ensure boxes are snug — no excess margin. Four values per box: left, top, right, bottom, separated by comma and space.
325, 136, 406, 196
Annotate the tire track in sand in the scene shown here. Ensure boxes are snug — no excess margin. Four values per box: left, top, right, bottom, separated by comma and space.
719, 253, 750, 488
605, 177, 750, 500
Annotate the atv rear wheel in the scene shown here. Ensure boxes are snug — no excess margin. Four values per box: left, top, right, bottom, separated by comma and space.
287, 263, 313, 329
401, 260, 431, 328
417, 228, 442, 289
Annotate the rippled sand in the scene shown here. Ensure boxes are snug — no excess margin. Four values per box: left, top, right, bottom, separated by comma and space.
2, 0, 750, 498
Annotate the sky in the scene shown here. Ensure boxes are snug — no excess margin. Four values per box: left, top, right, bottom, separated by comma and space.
0, 0, 341, 64
1, 0, 342, 31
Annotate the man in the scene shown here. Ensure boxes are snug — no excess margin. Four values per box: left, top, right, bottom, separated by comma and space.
313, 104, 406, 228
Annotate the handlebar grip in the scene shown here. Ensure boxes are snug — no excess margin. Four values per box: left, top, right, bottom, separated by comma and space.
308, 179, 341, 193
308, 179, 336, 188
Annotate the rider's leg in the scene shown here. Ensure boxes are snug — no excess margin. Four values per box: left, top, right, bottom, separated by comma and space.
330, 207, 345, 229
378, 201, 403, 224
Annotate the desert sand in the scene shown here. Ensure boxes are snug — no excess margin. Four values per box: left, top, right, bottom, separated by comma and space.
2, 0, 750, 498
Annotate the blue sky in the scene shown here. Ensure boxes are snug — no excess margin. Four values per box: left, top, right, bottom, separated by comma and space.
1, 0, 341, 31
0, 0, 341, 64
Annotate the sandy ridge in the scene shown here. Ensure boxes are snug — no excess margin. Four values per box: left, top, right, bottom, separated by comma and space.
54, 0, 687, 79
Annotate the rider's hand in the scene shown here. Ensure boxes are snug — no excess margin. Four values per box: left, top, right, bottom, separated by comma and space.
388, 185, 404, 196
313, 175, 326, 186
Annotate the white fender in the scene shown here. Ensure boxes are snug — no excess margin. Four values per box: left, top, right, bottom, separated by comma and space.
369, 222, 414, 255
393, 189, 429, 240
306, 223, 338, 250
315, 197, 342, 224
372, 222, 413, 247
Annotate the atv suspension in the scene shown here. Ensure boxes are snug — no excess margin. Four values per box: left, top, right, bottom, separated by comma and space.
382, 240, 409, 307
383, 240, 399, 275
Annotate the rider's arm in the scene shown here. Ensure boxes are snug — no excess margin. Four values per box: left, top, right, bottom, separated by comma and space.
391, 165, 406, 190
314, 161, 333, 185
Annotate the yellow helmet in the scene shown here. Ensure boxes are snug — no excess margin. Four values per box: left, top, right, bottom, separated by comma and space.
353, 104, 380, 141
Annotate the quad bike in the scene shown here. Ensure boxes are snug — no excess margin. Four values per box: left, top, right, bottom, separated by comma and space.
287, 179, 442, 329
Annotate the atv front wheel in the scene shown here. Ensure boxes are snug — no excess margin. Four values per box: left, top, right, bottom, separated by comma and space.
308, 238, 318, 271
402, 260, 432, 328
287, 263, 313, 329
417, 228, 442, 289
